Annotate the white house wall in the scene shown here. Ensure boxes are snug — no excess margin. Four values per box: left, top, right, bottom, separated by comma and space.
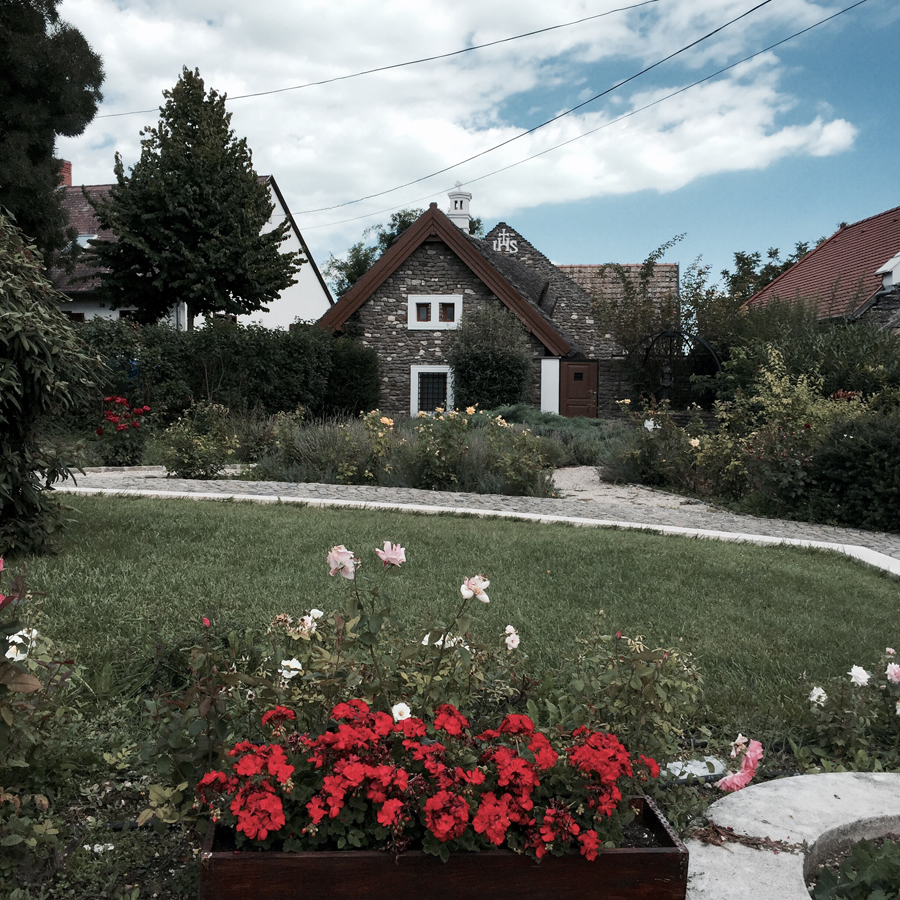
238, 213, 332, 329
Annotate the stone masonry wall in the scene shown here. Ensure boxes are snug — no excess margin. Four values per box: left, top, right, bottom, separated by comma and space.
349, 239, 546, 418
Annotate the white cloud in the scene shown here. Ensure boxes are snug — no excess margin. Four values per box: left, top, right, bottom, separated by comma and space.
56, 0, 858, 260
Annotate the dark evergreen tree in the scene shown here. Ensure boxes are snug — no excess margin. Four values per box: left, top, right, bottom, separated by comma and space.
0, 0, 103, 257
88, 67, 302, 325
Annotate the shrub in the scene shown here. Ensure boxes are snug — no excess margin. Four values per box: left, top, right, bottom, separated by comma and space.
446, 305, 533, 409
1, 561, 83, 886
251, 408, 558, 496
531, 624, 703, 764
804, 408, 900, 532
318, 337, 380, 417
93, 395, 150, 466
0, 213, 98, 554
158, 402, 238, 479
76, 317, 334, 425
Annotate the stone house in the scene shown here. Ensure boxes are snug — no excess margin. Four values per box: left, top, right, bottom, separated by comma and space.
318, 188, 678, 418
747, 204, 900, 330
51, 161, 332, 329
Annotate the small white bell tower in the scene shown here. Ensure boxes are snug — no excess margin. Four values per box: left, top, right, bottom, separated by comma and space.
447, 182, 472, 231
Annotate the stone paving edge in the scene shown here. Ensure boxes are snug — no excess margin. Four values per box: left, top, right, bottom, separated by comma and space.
58, 486, 900, 578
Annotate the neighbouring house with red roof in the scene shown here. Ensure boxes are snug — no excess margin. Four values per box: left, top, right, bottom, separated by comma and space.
746, 205, 900, 330
318, 188, 678, 418
51, 161, 333, 329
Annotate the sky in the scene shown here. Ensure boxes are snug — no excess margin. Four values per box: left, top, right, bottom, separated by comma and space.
56, 0, 900, 291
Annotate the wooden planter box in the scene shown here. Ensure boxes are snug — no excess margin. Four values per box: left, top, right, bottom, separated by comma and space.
198, 796, 688, 900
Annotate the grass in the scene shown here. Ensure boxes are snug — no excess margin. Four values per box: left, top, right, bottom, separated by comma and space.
5, 494, 898, 898
21, 494, 900, 736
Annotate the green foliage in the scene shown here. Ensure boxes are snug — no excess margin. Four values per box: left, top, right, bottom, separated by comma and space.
611, 348, 899, 524
590, 234, 683, 354
529, 625, 703, 764
720, 240, 820, 303
74, 317, 334, 425
804, 409, 900, 533
93, 395, 149, 466
319, 337, 380, 417
87, 67, 301, 324
704, 307, 900, 402
253, 408, 557, 496
812, 837, 900, 900
0, 213, 98, 554
0, 562, 83, 888
158, 402, 238, 479
446, 304, 534, 409
0, 0, 103, 257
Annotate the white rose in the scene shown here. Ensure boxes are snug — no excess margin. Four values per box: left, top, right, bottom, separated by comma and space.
391, 702, 411, 722
848, 665, 870, 687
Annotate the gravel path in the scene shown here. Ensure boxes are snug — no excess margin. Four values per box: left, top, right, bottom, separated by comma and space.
59, 466, 900, 563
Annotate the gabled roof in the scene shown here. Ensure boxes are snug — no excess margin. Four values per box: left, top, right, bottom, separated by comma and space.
747, 205, 900, 319
319, 204, 573, 357
52, 184, 114, 294
261, 175, 333, 305
558, 263, 680, 303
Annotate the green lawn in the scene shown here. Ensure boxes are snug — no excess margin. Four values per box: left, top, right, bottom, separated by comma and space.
23, 494, 900, 736
5, 494, 898, 898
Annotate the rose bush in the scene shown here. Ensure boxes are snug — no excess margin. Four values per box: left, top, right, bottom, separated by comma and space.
94, 395, 149, 466
794, 646, 900, 770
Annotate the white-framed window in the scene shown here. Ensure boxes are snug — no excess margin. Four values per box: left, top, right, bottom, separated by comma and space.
410, 365, 454, 416
407, 294, 462, 330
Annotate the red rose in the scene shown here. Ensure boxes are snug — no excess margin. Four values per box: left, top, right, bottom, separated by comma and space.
96, 427, 103, 435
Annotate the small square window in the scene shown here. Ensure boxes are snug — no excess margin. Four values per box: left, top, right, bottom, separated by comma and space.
408, 295, 461, 330
574, 372, 584, 382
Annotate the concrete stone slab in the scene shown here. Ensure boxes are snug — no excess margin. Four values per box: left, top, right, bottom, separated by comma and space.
686, 773, 900, 899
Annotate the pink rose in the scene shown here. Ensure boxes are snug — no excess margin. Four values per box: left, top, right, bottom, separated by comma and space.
375, 541, 406, 567
719, 739, 763, 793
886, 663, 900, 684
327, 545, 356, 579
460, 575, 489, 603
887, 648, 896, 657
203, 617, 211, 629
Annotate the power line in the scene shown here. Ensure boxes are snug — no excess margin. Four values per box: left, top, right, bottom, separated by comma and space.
299, 0, 870, 232
293, 0, 775, 215
94, 0, 659, 120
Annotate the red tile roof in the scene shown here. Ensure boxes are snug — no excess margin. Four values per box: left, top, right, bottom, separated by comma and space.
52, 184, 114, 294
747, 205, 900, 319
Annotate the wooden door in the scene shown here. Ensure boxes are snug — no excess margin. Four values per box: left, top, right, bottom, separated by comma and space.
559, 360, 598, 418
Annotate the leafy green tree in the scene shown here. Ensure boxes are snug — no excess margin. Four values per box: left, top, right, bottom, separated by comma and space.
589, 235, 684, 354
88, 67, 301, 326
720, 240, 822, 302
446, 304, 533, 409
324, 209, 484, 297
0, 0, 103, 258
0, 212, 98, 554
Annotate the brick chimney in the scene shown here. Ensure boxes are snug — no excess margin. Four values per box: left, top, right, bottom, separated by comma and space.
59, 160, 72, 187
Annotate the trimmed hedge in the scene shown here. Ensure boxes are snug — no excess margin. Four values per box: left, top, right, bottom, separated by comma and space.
71, 319, 378, 426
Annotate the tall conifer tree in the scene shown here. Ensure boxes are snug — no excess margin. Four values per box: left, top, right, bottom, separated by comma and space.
88, 67, 302, 325
0, 0, 103, 257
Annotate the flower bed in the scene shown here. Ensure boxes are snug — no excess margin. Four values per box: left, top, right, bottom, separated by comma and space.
198, 796, 688, 900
